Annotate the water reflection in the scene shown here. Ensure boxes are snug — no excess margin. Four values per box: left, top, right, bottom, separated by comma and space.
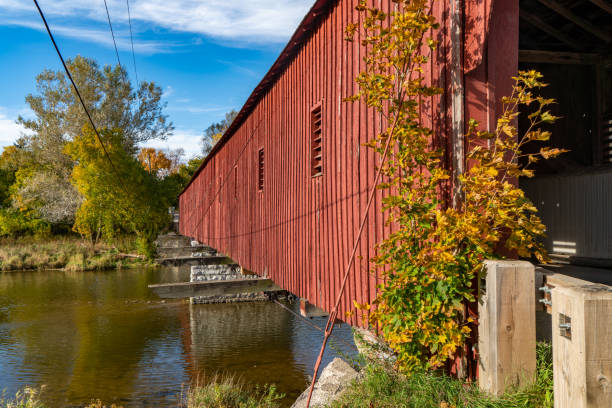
0, 268, 355, 407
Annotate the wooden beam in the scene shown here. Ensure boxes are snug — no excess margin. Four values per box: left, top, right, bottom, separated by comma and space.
519, 49, 601, 65
520, 11, 582, 50
551, 283, 612, 407
450, 0, 464, 208
148, 278, 282, 299
537, 0, 612, 43
479, 260, 536, 395
589, 0, 612, 16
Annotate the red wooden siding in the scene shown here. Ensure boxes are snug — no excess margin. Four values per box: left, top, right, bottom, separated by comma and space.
179, 0, 518, 327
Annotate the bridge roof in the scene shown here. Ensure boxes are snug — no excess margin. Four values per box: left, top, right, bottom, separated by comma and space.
180, 0, 333, 195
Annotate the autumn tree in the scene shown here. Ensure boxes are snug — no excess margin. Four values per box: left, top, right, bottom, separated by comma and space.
13, 55, 173, 225
201, 109, 238, 155
66, 126, 171, 256
138, 147, 172, 176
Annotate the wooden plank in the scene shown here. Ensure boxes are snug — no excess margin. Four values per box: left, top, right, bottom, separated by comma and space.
450, 0, 465, 208
519, 49, 601, 65
148, 278, 282, 299
479, 260, 536, 395
551, 283, 612, 407
589, 0, 612, 15
537, 0, 612, 43
519, 11, 582, 50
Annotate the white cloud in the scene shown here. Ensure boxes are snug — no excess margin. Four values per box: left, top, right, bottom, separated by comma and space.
164, 85, 174, 97
0, 0, 315, 51
141, 128, 202, 159
0, 109, 28, 148
2, 18, 177, 54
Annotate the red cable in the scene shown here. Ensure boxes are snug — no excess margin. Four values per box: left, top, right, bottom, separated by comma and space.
305, 128, 394, 407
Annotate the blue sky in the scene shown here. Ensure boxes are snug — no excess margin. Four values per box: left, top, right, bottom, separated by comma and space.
0, 0, 314, 159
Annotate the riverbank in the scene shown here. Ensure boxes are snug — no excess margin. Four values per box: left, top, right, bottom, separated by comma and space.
1, 379, 284, 408
0, 235, 154, 272
330, 342, 553, 408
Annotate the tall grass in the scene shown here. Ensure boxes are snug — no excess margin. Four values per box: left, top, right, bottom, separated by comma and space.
0, 387, 45, 408
330, 342, 554, 408
185, 375, 284, 408
0, 235, 148, 272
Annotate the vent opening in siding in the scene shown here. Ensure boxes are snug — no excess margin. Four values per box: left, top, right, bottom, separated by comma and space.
258, 148, 264, 191
234, 166, 238, 198
311, 104, 323, 177
602, 113, 612, 163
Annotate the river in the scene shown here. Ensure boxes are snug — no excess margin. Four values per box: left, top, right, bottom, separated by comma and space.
0, 267, 357, 407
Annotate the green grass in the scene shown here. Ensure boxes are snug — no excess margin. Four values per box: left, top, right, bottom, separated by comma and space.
0, 235, 153, 272
330, 342, 554, 408
186, 375, 284, 408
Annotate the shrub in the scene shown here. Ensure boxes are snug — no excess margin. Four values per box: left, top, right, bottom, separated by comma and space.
346, 0, 563, 372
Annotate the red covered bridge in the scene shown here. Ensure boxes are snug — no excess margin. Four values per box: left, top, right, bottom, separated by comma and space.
178, 0, 612, 326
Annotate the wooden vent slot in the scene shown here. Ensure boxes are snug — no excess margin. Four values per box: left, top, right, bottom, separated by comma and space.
311, 105, 323, 177
602, 113, 612, 164
258, 148, 264, 191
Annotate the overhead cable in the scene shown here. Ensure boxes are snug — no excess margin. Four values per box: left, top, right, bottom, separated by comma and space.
126, 0, 139, 87
33, 0, 130, 196
103, 0, 122, 68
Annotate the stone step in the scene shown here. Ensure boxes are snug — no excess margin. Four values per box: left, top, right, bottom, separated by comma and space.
190, 264, 242, 281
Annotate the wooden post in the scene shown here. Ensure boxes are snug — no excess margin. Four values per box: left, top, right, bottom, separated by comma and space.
551, 283, 612, 407
479, 260, 536, 395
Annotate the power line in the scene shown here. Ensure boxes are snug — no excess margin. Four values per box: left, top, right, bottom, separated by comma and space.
125, 0, 139, 87
102, 0, 122, 68
33, 0, 129, 196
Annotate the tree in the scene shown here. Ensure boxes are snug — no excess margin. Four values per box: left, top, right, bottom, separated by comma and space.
65, 126, 170, 255
201, 109, 238, 155
138, 148, 172, 177
13, 55, 173, 226
0, 146, 20, 207
18, 55, 173, 153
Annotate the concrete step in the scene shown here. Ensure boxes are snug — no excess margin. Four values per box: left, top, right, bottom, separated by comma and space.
156, 245, 216, 258
155, 233, 194, 248
156, 255, 233, 266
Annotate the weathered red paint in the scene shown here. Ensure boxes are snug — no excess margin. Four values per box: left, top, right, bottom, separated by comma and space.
179, 0, 518, 327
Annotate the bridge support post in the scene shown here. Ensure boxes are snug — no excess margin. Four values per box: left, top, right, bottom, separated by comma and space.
478, 260, 536, 395
551, 283, 612, 407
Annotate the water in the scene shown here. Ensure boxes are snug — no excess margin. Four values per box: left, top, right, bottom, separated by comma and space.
0, 268, 357, 407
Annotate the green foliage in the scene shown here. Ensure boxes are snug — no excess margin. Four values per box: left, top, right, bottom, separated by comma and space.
65, 126, 170, 256
0, 55, 174, 231
187, 376, 284, 408
0, 209, 50, 238
330, 342, 553, 408
347, 1, 563, 372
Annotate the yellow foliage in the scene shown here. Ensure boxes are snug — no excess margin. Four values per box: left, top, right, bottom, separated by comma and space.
137, 147, 172, 175
346, 1, 564, 373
